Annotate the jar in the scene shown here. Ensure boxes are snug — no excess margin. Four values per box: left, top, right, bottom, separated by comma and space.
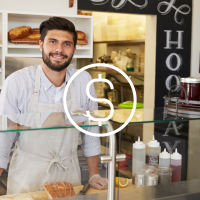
146, 174, 158, 186
135, 172, 146, 187
141, 163, 158, 175
126, 61, 134, 72
180, 77, 200, 106
157, 167, 172, 184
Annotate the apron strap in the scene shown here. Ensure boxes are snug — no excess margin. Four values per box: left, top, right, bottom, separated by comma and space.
15, 145, 77, 174
65, 71, 78, 111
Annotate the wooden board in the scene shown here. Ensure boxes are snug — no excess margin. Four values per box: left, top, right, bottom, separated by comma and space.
0, 180, 135, 199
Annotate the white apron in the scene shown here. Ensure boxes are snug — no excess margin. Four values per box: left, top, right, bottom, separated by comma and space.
7, 65, 83, 194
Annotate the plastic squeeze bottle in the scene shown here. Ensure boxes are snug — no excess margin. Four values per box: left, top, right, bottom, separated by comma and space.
170, 148, 182, 182
146, 135, 161, 164
159, 149, 170, 168
132, 137, 146, 184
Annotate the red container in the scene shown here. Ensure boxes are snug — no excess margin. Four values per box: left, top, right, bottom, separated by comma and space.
180, 78, 200, 106
119, 154, 131, 170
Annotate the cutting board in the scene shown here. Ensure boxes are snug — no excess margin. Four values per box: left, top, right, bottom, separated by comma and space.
0, 180, 134, 199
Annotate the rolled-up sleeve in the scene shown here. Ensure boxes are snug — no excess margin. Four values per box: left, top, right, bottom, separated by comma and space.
0, 75, 19, 169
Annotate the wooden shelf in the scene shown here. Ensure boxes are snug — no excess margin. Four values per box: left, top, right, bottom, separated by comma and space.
89, 68, 144, 77
94, 40, 145, 45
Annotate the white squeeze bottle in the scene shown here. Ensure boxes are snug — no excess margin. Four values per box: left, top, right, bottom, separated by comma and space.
146, 135, 161, 164
159, 149, 170, 168
132, 137, 146, 185
170, 148, 182, 182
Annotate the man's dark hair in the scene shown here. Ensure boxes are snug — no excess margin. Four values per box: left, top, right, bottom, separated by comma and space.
39, 17, 77, 47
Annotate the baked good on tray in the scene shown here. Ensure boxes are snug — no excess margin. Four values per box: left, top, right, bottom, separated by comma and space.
76, 31, 86, 40
43, 181, 75, 199
8, 26, 32, 40
32, 28, 40, 33
10, 33, 41, 45
77, 39, 88, 45
69, 0, 74, 7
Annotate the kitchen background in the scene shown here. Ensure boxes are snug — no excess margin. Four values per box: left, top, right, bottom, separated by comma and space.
77, 11, 146, 109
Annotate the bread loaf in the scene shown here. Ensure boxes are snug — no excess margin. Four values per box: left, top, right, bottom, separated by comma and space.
62, 181, 76, 197
50, 183, 60, 198
8, 26, 32, 40
43, 182, 58, 199
76, 31, 86, 40
77, 39, 88, 45
13, 194, 34, 200
43, 181, 75, 199
10, 33, 41, 45
32, 28, 40, 33
69, 0, 74, 7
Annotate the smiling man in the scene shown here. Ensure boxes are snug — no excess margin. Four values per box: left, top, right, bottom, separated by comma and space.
0, 17, 107, 194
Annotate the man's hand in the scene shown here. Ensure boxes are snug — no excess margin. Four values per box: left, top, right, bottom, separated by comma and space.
86, 156, 108, 190
0, 168, 3, 176
89, 174, 108, 190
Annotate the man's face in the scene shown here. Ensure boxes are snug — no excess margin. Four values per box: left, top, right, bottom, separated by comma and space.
39, 29, 76, 72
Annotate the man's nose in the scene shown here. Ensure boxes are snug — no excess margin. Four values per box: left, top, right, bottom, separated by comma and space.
55, 42, 63, 53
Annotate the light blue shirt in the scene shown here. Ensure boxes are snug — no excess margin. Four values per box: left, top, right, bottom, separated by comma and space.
0, 64, 101, 169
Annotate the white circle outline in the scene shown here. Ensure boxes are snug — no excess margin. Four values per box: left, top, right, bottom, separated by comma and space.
63, 63, 137, 137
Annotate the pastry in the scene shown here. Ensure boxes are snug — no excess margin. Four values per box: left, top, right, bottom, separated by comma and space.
43, 182, 58, 199
69, 0, 74, 7
10, 33, 41, 45
8, 26, 32, 40
76, 31, 86, 40
32, 28, 40, 33
77, 39, 88, 45
62, 181, 76, 197
55, 182, 65, 198
13, 194, 34, 200
43, 181, 75, 199
50, 182, 60, 198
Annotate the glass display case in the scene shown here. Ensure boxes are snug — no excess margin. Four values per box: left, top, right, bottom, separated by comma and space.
0, 108, 200, 200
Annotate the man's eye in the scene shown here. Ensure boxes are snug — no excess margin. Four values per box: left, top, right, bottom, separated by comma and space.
50, 41, 56, 44
64, 43, 70, 46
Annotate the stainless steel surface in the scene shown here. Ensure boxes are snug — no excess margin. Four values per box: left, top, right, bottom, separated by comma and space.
116, 154, 126, 162
180, 77, 200, 83
164, 85, 200, 118
62, 179, 200, 200
106, 121, 116, 200
119, 179, 200, 200
146, 174, 158, 186
166, 97, 200, 105
69, 110, 116, 200
168, 85, 188, 103
100, 155, 112, 163
135, 172, 146, 188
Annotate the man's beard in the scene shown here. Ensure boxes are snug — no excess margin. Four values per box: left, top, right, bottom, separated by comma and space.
42, 49, 73, 72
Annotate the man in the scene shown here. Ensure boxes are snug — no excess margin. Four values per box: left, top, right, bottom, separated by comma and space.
0, 17, 107, 194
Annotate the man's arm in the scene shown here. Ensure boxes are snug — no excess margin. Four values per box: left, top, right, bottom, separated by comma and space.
0, 75, 20, 174
87, 155, 99, 178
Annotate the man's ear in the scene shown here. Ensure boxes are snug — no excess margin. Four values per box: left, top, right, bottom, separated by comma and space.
39, 40, 43, 52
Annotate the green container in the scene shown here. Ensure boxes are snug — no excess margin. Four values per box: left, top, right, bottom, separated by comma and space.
118, 102, 144, 109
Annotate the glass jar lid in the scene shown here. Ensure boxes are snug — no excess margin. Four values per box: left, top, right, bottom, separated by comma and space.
135, 172, 146, 178
180, 77, 200, 83
156, 167, 172, 174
